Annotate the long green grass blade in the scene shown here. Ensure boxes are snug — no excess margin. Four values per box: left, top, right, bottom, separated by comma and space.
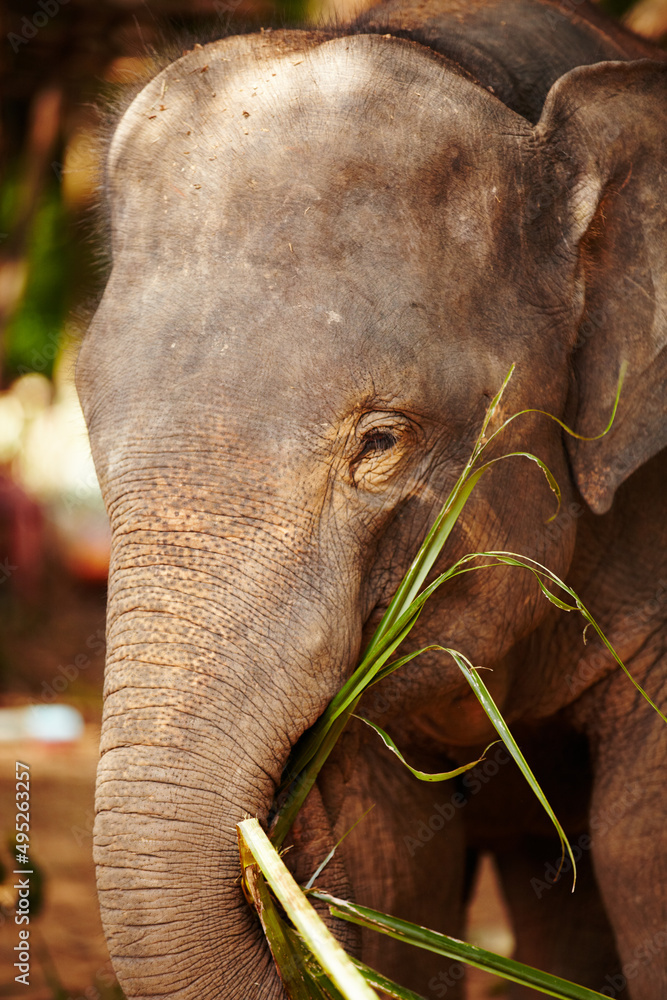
242, 363, 660, 1000
353, 715, 495, 782
478, 361, 627, 458
369, 645, 443, 686
269, 361, 658, 860
278, 918, 425, 1000
460, 550, 667, 725
441, 647, 576, 885
320, 612, 423, 728
370, 472, 481, 645
283, 928, 350, 1000
350, 959, 428, 1000
284, 612, 422, 782
411, 546, 664, 724
270, 370, 520, 845
272, 709, 355, 847
313, 893, 610, 1000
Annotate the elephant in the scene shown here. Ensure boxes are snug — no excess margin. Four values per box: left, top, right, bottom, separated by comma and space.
76, 0, 667, 997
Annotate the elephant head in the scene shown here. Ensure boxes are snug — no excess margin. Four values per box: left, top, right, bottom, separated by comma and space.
77, 27, 666, 1000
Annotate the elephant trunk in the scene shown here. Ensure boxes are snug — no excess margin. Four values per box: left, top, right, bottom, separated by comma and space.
94, 527, 354, 999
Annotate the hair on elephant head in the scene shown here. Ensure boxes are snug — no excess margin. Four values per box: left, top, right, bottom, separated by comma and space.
77, 2, 667, 998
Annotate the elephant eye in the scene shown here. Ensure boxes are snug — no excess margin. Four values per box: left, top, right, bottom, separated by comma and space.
348, 410, 417, 490
357, 428, 398, 461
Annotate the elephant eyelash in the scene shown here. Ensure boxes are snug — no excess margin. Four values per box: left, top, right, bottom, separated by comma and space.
356, 428, 398, 462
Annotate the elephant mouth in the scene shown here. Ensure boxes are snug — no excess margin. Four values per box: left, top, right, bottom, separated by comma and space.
262, 771, 362, 967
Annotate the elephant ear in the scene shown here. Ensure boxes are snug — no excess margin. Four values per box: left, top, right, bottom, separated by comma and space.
535, 60, 667, 515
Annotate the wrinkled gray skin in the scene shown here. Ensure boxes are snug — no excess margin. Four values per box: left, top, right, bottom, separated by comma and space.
77, 1, 667, 997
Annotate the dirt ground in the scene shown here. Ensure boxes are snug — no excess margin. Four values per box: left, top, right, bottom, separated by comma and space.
0, 727, 513, 1000
0, 728, 114, 1000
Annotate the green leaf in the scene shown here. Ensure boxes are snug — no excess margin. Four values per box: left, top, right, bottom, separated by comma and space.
269, 360, 659, 857
283, 928, 351, 1000
369, 645, 443, 686
366, 364, 518, 650
271, 708, 353, 848
270, 369, 521, 844
467, 550, 667, 725
441, 646, 576, 886
475, 450, 562, 521
353, 714, 496, 782
284, 612, 422, 783
478, 361, 627, 455
350, 959, 428, 1000
239, 821, 321, 997
272, 615, 429, 846
313, 893, 610, 1000
241, 819, 604, 1000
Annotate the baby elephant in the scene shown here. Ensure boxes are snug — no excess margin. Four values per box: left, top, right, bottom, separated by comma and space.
77, 0, 666, 997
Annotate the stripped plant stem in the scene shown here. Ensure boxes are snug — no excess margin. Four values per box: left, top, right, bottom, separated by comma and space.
239, 819, 378, 1000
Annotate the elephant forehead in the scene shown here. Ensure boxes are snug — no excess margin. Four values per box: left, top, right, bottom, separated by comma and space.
86, 259, 467, 411
106, 32, 527, 259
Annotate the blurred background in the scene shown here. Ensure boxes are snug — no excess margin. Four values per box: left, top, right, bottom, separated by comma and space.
0, 0, 665, 997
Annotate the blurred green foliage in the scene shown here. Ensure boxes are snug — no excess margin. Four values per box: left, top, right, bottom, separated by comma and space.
2, 175, 71, 382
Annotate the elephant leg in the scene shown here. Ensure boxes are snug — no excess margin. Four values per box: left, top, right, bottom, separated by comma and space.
582, 667, 667, 1000
494, 834, 627, 999
314, 725, 468, 999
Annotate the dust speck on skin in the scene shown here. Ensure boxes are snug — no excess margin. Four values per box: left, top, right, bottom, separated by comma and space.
327, 311, 342, 324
